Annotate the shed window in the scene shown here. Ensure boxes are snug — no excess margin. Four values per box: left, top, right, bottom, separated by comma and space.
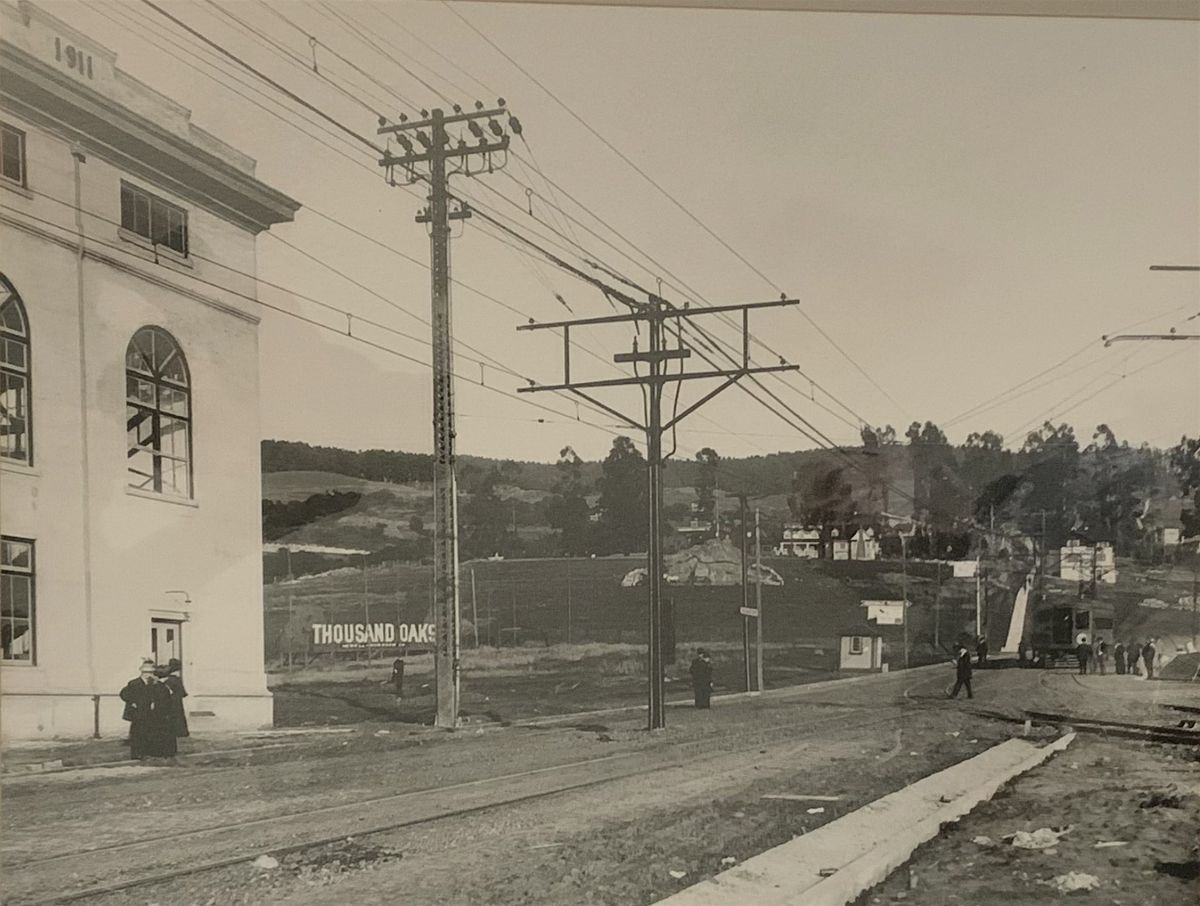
849, 636, 865, 655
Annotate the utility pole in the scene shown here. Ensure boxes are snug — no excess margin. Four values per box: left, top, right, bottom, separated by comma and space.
378, 101, 516, 729
470, 568, 479, 649
901, 532, 910, 670
518, 296, 799, 729
755, 507, 764, 694
739, 493, 752, 693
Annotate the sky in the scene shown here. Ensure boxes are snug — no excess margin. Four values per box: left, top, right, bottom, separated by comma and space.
50, 0, 1200, 462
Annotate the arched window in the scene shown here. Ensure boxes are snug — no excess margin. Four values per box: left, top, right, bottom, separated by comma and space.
126, 326, 191, 498
0, 274, 31, 465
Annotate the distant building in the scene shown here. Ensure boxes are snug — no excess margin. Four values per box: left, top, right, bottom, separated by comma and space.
839, 632, 884, 671
1058, 540, 1117, 585
850, 528, 880, 561
774, 524, 822, 558
0, 3, 298, 739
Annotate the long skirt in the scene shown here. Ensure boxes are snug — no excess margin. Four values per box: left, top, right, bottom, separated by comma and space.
130, 716, 178, 758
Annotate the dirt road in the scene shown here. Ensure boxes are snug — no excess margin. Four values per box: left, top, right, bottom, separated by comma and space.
3, 668, 1194, 905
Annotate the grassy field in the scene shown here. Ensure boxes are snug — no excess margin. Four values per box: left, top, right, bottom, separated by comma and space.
263, 555, 977, 661
268, 640, 844, 727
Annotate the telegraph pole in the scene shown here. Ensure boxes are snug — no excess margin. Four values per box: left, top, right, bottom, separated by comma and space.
755, 507, 764, 694
378, 102, 517, 729
518, 296, 799, 729
739, 493, 752, 692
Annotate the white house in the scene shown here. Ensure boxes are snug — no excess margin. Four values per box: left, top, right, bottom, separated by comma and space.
850, 528, 879, 561
0, 2, 299, 738
1058, 540, 1117, 585
775, 524, 822, 558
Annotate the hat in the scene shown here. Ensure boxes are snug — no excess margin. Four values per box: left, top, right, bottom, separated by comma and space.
166, 658, 182, 672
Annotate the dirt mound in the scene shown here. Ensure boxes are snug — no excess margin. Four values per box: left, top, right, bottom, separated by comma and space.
1159, 651, 1200, 681
620, 540, 784, 587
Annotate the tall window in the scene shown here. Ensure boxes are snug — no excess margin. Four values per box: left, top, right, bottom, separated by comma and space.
127, 326, 191, 498
1, 537, 35, 663
0, 274, 30, 465
120, 182, 188, 256
0, 123, 25, 187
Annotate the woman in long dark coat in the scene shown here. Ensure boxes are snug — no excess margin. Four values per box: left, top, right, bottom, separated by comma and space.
161, 658, 190, 738
120, 662, 178, 758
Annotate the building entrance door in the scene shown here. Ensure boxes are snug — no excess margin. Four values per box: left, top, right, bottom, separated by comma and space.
150, 619, 183, 670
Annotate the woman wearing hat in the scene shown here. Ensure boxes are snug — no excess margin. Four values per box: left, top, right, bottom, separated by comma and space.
119, 660, 178, 759
161, 658, 190, 739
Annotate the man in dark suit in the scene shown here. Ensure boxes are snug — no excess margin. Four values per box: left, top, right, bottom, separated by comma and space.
950, 642, 973, 699
689, 648, 713, 709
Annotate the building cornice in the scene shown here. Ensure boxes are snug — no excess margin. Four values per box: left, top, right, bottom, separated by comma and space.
0, 43, 300, 235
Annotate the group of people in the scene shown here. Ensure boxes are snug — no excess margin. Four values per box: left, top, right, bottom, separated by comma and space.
1075, 637, 1159, 679
119, 658, 189, 760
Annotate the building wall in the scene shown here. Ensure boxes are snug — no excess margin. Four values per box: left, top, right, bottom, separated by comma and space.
1, 40, 277, 737
839, 636, 882, 671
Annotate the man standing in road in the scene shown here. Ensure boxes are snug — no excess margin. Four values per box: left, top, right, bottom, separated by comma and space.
975, 635, 989, 668
950, 642, 973, 700
689, 648, 713, 709
1142, 639, 1156, 680
1075, 636, 1093, 676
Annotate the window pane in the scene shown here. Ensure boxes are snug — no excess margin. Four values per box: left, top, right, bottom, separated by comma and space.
126, 375, 156, 407
126, 333, 153, 374
1, 128, 22, 184
1, 337, 27, 370
134, 194, 150, 237
3, 619, 33, 661
159, 385, 188, 417
127, 448, 157, 489
158, 346, 188, 386
160, 416, 188, 459
0, 370, 28, 461
127, 404, 157, 447
163, 457, 189, 496
120, 184, 135, 232
6, 574, 29, 618
150, 199, 170, 246
0, 297, 25, 335
1, 538, 34, 663
1, 540, 31, 569
167, 208, 187, 255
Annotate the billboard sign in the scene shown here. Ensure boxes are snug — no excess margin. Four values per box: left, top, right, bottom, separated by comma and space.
312, 622, 436, 649
952, 560, 979, 578
861, 600, 906, 625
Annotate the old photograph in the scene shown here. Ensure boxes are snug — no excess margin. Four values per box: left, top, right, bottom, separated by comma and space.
0, 1, 1197, 903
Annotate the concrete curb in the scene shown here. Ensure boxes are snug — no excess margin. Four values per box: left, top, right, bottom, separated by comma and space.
655, 731, 1076, 906
798, 732, 1076, 906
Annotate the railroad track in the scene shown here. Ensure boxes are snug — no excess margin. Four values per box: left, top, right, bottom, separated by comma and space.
9, 673, 953, 905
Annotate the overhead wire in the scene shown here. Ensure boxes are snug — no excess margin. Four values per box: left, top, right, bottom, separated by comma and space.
440, 1, 908, 420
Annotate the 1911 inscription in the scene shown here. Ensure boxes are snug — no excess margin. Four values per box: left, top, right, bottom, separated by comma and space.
54, 36, 93, 80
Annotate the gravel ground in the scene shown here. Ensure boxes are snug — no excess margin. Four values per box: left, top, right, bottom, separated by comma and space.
4, 667, 1196, 906
856, 736, 1199, 906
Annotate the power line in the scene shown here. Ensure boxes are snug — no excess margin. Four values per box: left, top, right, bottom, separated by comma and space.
442, 1, 906, 419
137, 0, 382, 153
0, 200, 633, 440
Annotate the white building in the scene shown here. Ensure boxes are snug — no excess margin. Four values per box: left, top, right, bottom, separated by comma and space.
1058, 540, 1117, 585
774, 524, 822, 558
849, 528, 880, 561
0, 2, 298, 739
